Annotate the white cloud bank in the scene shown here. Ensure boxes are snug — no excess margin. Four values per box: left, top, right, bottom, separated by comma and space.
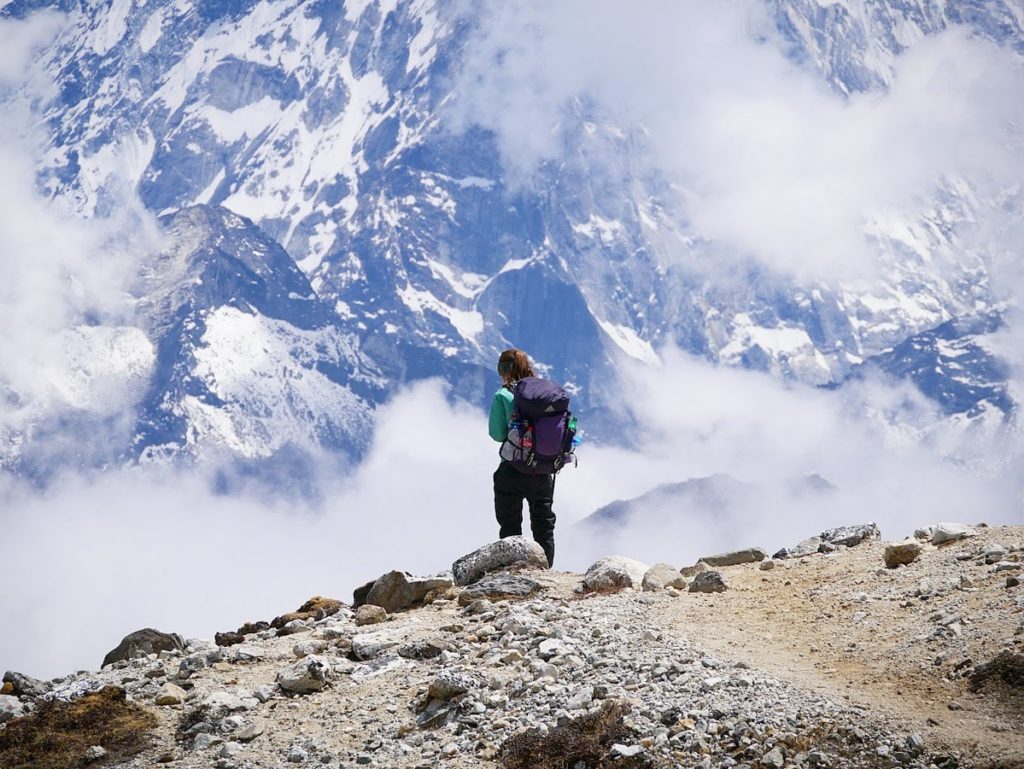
450, 1, 1024, 280
3, 360, 1021, 679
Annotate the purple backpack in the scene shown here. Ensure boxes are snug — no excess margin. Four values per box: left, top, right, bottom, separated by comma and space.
499, 376, 578, 474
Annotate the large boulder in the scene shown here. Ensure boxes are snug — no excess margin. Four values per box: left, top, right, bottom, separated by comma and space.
364, 571, 453, 613
642, 563, 687, 591
884, 539, 923, 569
458, 573, 543, 605
582, 556, 649, 592
102, 629, 186, 668
689, 570, 728, 593
451, 537, 548, 586
932, 523, 979, 545
699, 548, 767, 567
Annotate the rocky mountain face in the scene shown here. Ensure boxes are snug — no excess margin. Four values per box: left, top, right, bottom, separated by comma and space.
2, 522, 1022, 767
1, 0, 1021, 472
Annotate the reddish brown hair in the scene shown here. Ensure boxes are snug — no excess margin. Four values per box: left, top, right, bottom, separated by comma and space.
497, 348, 534, 383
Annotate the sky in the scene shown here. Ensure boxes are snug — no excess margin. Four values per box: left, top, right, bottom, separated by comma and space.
1, 2, 1024, 678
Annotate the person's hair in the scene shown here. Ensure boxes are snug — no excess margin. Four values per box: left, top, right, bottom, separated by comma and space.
497, 348, 534, 382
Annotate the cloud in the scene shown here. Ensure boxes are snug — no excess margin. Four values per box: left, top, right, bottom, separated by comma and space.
449, 1, 1024, 281
0, 11, 163, 447
5, 359, 1020, 679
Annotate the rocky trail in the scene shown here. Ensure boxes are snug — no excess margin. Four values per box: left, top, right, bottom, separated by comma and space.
2, 523, 1022, 769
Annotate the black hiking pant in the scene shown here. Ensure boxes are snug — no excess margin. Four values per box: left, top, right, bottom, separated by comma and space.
493, 461, 556, 567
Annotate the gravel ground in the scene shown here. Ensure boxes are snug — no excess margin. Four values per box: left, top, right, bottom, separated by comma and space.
4, 523, 1022, 768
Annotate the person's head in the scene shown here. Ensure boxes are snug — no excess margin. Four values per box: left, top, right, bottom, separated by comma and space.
497, 348, 534, 384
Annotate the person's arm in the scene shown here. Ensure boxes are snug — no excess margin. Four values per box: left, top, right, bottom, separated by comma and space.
488, 390, 511, 442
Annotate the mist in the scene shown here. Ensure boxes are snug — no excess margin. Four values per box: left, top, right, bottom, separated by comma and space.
450, 1, 1024, 281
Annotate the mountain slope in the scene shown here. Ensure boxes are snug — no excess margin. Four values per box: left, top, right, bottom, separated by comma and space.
2, 0, 1021, 470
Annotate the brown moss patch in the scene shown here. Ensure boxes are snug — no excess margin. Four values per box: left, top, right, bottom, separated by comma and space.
498, 700, 653, 769
0, 686, 156, 769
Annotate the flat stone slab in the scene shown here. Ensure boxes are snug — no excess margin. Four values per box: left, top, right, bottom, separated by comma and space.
932, 523, 979, 545
458, 573, 543, 605
700, 548, 767, 567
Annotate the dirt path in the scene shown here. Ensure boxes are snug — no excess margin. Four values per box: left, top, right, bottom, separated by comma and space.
649, 530, 1024, 766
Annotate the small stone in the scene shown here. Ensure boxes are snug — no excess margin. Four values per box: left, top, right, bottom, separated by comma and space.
689, 570, 728, 593
759, 559, 777, 571
680, 560, 710, 577
1008, 576, 1021, 588
642, 563, 687, 591
582, 556, 649, 592
155, 682, 187, 706
398, 638, 447, 660
565, 686, 594, 710
428, 670, 475, 701
276, 657, 329, 694
885, 539, 923, 568
252, 686, 274, 703
610, 743, 645, 758
354, 604, 388, 626
762, 746, 785, 769
84, 745, 107, 763
236, 722, 265, 742
287, 745, 308, 763
219, 742, 243, 759
194, 733, 224, 750
293, 640, 328, 658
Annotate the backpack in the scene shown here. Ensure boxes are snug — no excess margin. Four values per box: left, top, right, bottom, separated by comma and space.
499, 376, 579, 474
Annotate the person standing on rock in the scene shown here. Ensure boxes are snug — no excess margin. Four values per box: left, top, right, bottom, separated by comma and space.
488, 348, 557, 567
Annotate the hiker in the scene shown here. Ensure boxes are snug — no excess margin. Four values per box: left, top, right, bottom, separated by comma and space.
489, 348, 557, 567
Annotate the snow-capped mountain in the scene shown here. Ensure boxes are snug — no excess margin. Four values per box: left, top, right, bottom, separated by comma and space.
1, 0, 1021, 474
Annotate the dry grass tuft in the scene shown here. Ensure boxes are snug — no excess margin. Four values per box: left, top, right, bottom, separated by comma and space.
498, 699, 653, 769
0, 686, 156, 769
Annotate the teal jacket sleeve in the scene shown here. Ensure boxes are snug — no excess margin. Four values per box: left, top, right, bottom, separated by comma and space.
488, 387, 514, 442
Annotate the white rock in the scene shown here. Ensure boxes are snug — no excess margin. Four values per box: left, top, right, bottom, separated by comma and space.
931, 523, 979, 545
0, 694, 26, 722
582, 556, 649, 592
451, 537, 549, 586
